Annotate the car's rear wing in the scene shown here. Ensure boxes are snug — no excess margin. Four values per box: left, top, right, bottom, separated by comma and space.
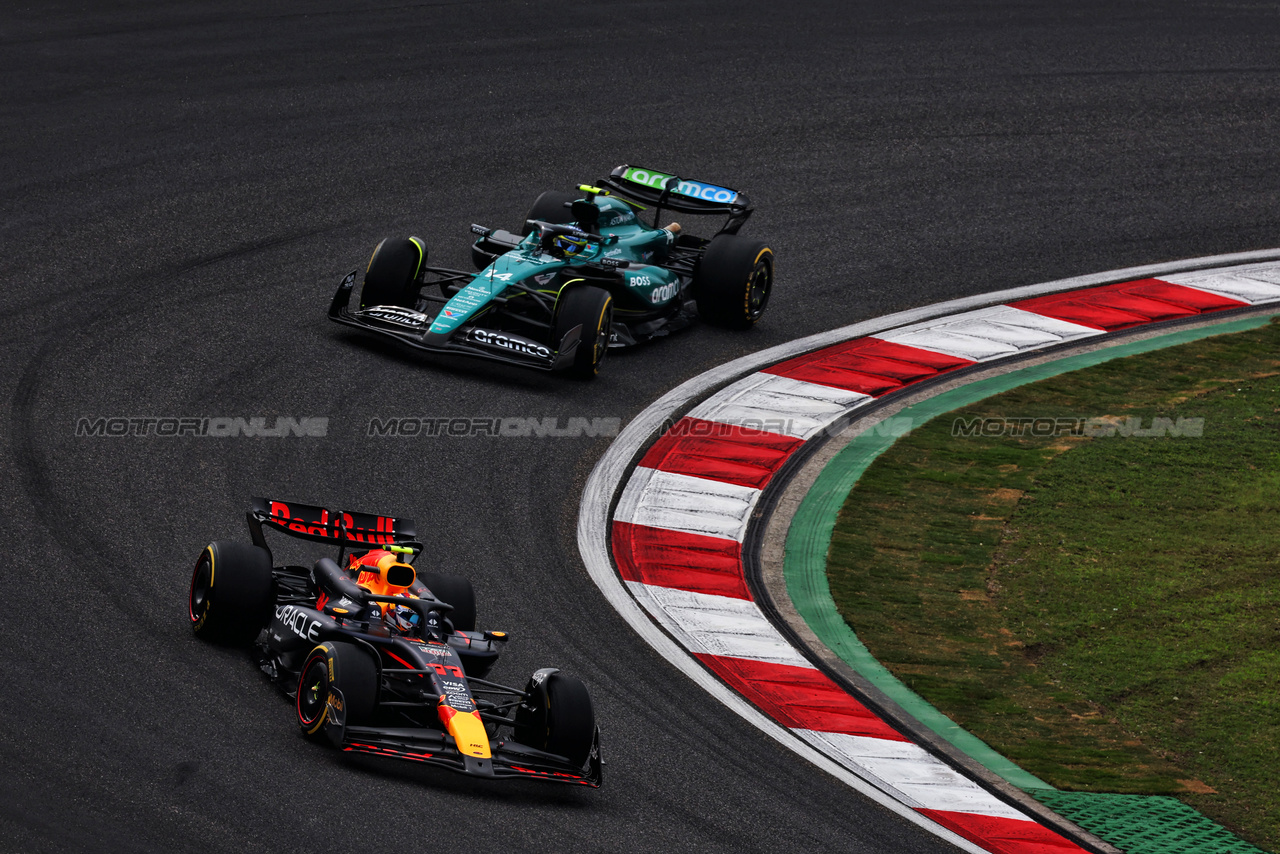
597, 165, 753, 234
246, 497, 418, 552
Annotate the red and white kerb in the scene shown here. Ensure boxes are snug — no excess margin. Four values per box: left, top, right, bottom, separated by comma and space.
610, 262, 1280, 854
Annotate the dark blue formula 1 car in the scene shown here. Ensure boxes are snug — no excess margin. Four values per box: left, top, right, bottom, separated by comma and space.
188, 498, 601, 786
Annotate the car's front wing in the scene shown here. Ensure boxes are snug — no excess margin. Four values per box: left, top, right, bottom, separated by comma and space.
339, 724, 602, 787
328, 272, 581, 372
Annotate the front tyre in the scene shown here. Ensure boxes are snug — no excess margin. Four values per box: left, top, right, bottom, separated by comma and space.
189, 540, 274, 647
359, 236, 427, 309
515, 672, 596, 768
694, 235, 773, 330
296, 641, 378, 741
554, 286, 613, 380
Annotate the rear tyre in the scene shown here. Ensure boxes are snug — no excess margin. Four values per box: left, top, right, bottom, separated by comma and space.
359, 236, 426, 308
189, 540, 274, 647
553, 286, 613, 380
516, 673, 596, 767
418, 571, 477, 633
693, 234, 773, 329
521, 190, 577, 236
296, 641, 378, 740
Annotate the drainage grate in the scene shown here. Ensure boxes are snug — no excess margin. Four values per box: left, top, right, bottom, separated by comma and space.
1026, 790, 1272, 854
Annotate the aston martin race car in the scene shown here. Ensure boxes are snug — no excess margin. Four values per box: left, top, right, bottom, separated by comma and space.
328, 165, 774, 378
187, 498, 601, 787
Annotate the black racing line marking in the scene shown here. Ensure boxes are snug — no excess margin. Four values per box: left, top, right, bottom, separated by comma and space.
8, 225, 344, 627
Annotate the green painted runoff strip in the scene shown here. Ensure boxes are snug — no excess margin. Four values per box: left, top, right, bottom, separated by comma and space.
1031, 791, 1272, 854
783, 314, 1276, 791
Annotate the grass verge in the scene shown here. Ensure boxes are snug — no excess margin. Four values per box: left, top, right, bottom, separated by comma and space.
826, 319, 1280, 850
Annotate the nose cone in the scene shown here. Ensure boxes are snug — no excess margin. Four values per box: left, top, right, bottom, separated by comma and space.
438, 701, 492, 759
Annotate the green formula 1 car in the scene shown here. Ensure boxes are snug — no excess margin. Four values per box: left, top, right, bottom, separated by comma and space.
328, 165, 774, 379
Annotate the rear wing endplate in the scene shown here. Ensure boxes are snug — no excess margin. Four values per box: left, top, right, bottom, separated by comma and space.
246, 497, 418, 551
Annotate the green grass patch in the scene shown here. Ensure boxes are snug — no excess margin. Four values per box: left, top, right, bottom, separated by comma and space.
827, 319, 1280, 850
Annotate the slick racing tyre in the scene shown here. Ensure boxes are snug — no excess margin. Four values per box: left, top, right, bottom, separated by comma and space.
296, 641, 378, 741
359, 236, 426, 309
418, 571, 477, 632
189, 540, 274, 647
521, 190, 577, 236
693, 234, 773, 330
554, 286, 613, 380
515, 672, 596, 767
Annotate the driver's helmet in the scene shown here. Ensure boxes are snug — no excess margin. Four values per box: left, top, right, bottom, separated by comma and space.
387, 604, 420, 633
551, 233, 588, 257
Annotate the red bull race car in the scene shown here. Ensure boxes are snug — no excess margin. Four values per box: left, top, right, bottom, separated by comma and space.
187, 498, 601, 787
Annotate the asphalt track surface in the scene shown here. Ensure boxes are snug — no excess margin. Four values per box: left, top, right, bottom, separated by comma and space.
2, 2, 1278, 852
